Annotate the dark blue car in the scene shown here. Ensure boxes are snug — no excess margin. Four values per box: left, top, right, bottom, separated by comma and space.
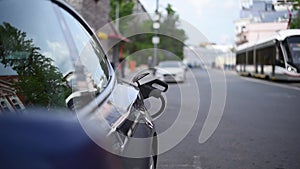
0, 0, 167, 168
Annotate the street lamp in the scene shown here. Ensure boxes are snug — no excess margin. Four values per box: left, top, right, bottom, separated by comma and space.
152, 36, 160, 44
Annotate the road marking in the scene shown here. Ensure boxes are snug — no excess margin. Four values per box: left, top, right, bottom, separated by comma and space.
241, 77, 300, 91
193, 156, 203, 169
159, 164, 194, 168
158, 156, 203, 169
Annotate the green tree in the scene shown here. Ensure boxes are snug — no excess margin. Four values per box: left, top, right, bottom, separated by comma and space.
290, 0, 300, 29
0, 22, 71, 109
110, 0, 134, 21
110, 0, 134, 33
124, 20, 154, 65
124, 4, 186, 64
157, 4, 187, 60
165, 4, 175, 16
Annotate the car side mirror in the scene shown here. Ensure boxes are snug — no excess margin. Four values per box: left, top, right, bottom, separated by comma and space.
132, 71, 168, 119
132, 72, 168, 100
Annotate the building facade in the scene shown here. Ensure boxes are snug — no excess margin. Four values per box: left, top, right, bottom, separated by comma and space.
65, 0, 110, 30
235, 0, 291, 46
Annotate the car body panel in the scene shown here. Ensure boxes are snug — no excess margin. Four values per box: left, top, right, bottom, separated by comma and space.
0, 0, 157, 168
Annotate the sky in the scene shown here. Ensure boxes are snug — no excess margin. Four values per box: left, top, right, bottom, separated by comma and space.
139, 0, 241, 46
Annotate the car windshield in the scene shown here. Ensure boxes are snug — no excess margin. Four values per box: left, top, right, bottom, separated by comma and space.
0, 0, 110, 112
158, 61, 181, 68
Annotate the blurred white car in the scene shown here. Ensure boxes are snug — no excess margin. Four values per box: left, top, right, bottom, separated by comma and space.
155, 61, 186, 83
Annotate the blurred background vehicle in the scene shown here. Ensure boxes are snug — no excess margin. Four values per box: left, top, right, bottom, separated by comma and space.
155, 61, 186, 83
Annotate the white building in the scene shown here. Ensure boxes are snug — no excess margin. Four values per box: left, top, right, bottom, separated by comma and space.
183, 45, 234, 69
235, 0, 291, 46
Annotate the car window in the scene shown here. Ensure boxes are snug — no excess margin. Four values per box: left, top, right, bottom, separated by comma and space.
0, 0, 110, 113
58, 6, 110, 90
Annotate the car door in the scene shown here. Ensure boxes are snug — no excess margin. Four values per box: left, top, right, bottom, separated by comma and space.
0, 0, 157, 168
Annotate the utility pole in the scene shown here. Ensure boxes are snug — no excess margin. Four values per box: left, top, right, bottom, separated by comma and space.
152, 0, 160, 67
113, 0, 120, 71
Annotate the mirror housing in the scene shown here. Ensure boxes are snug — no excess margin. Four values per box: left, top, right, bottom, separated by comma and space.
132, 71, 168, 119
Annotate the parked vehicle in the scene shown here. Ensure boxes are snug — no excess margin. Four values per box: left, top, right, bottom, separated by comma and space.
155, 61, 186, 83
0, 0, 167, 168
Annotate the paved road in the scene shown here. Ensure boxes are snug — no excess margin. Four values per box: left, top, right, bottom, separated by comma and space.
153, 68, 300, 169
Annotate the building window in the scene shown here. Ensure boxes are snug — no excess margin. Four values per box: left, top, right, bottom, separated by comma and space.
241, 26, 246, 32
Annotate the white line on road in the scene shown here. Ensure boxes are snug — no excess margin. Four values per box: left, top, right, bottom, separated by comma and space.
241, 77, 300, 92
193, 156, 203, 169
159, 164, 194, 168
158, 156, 203, 169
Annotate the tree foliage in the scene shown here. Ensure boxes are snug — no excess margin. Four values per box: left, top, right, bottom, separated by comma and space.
110, 0, 134, 21
157, 4, 187, 60
290, 0, 300, 29
109, 0, 134, 33
124, 4, 186, 64
0, 22, 71, 109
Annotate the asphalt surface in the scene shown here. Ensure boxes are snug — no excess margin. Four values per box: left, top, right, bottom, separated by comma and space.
153, 68, 300, 169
